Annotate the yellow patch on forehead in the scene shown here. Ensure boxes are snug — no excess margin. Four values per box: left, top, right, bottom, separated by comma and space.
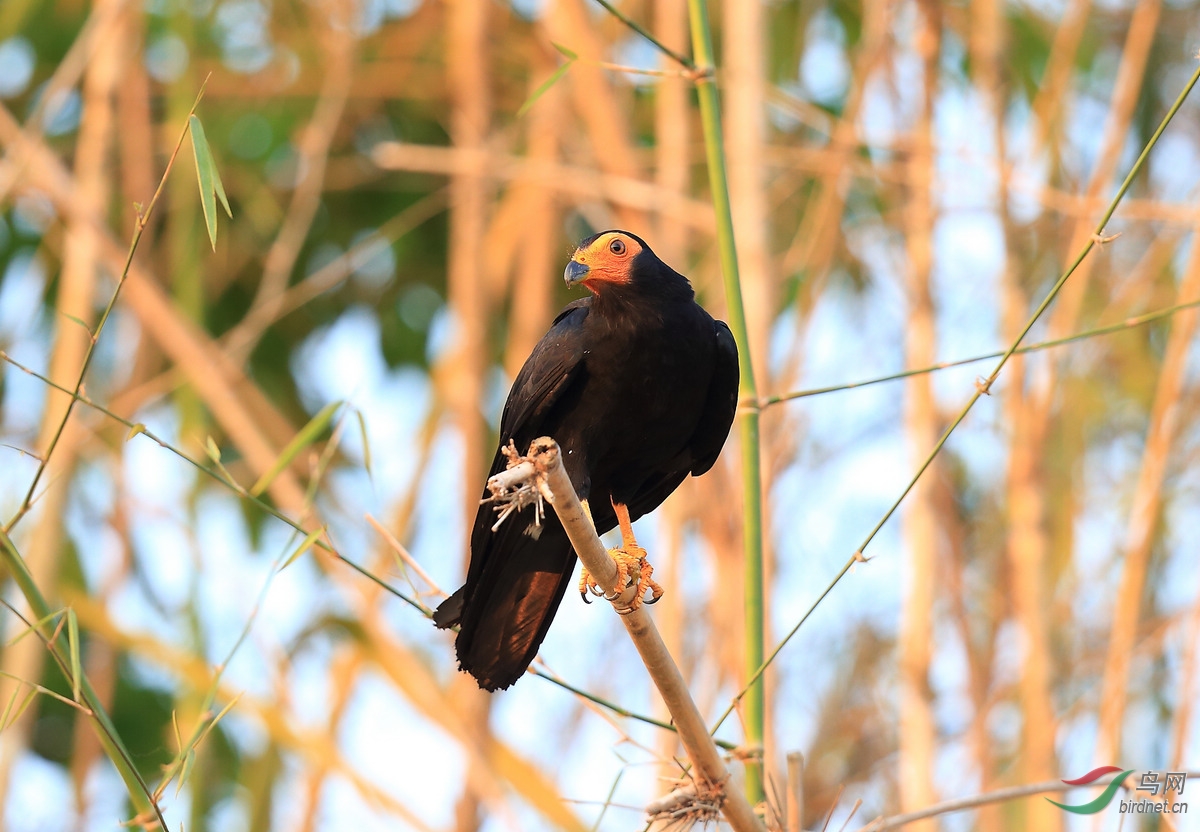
568, 232, 643, 291
578, 232, 644, 260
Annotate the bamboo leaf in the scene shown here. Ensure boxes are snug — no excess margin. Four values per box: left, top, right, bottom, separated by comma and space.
195, 694, 241, 747
0, 683, 23, 730
6, 688, 37, 730
353, 408, 373, 481
205, 436, 222, 464
66, 608, 81, 703
189, 114, 222, 249
62, 313, 92, 336
518, 57, 575, 117
280, 527, 324, 571
250, 401, 341, 497
177, 749, 196, 798
210, 147, 232, 219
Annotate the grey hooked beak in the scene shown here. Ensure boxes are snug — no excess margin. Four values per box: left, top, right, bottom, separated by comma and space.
564, 259, 590, 286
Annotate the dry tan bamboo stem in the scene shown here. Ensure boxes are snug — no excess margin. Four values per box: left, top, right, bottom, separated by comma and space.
785, 751, 804, 832
507, 438, 764, 832
897, 3, 940, 829
0, 0, 123, 806
371, 141, 713, 230
1095, 222, 1200, 761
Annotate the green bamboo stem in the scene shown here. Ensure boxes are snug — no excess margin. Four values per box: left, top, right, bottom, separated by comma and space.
687, 0, 766, 805
0, 530, 165, 829
712, 58, 1200, 738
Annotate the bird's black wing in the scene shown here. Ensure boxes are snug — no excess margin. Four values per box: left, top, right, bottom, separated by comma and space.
688, 320, 740, 476
497, 298, 591, 442
433, 300, 593, 689
625, 319, 739, 523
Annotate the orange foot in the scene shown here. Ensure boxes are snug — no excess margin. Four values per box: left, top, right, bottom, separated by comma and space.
578, 500, 665, 611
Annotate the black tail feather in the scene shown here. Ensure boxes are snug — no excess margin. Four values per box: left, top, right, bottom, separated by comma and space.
451, 518, 576, 691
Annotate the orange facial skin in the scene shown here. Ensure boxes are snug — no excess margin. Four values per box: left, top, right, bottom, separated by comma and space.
563, 231, 645, 294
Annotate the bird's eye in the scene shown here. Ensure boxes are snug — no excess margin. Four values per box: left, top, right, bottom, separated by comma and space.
609, 239, 626, 255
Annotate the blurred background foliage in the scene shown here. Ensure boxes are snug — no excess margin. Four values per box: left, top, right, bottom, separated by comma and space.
0, 0, 1199, 830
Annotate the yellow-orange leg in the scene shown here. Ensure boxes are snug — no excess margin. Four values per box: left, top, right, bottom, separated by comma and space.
578, 500, 609, 603
579, 500, 664, 612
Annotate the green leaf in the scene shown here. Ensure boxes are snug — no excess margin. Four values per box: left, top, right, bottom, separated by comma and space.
280, 527, 324, 570
205, 436, 222, 463
353, 408, 373, 482
66, 609, 81, 704
552, 42, 578, 60
250, 401, 341, 497
62, 313, 92, 336
518, 57, 576, 117
189, 114, 231, 250
3, 688, 37, 730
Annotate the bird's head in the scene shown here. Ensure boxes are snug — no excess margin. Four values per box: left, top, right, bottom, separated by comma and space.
563, 230, 646, 294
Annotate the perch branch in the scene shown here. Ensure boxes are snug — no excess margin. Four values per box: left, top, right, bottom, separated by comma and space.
489, 438, 764, 832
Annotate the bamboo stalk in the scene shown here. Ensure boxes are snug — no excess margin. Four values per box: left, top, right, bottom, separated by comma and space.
0, 0, 123, 807
370, 141, 713, 229
1095, 223, 1200, 761
897, 2, 940, 825
686, 0, 767, 805
446, 1, 493, 826
712, 58, 1200, 736
506, 438, 764, 832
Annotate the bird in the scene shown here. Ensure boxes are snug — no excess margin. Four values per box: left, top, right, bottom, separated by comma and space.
433, 230, 739, 691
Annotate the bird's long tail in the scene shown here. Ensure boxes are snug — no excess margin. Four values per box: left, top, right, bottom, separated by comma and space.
438, 519, 576, 691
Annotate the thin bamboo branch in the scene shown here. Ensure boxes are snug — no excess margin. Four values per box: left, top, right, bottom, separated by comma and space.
759, 297, 1200, 406
0, 347, 740, 748
507, 438, 764, 832
853, 771, 1200, 831
589, 0, 693, 70
2, 84, 204, 533
713, 60, 1200, 734
0, 350, 421, 614
0, 101, 313, 516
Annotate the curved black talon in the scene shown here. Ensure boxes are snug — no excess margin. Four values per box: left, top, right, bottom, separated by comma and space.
581, 591, 592, 604
644, 591, 662, 605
